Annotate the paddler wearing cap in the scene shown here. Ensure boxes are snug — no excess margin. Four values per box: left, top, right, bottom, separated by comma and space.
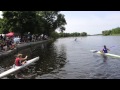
15, 54, 28, 66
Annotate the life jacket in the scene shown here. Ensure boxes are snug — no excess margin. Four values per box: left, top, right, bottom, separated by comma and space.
15, 58, 22, 66
103, 48, 108, 53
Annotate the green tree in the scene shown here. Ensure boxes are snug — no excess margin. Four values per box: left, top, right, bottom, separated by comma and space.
102, 27, 120, 35
37, 11, 67, 37
59, 26, 65, 33
51, 31, 60, 39
0, 18, 4, 33
1, 11, 67, 38
2, 11, 37, 35
80, 32, 87, 36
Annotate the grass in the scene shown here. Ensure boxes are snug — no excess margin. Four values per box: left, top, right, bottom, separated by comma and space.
110, 34, 120, 36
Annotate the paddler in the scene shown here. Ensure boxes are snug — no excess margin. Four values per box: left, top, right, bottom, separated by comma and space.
15, 54, 28, 66
101, 45, 110, 53
75, 38, 77, 41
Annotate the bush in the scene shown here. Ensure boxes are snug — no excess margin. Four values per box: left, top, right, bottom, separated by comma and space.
50, 31, 60, 39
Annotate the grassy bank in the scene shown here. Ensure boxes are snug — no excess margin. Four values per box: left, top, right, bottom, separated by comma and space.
110, 34, 120, 36
102, 34, 120, 36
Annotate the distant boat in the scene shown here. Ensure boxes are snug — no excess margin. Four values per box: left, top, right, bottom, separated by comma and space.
75, 38, 77, 41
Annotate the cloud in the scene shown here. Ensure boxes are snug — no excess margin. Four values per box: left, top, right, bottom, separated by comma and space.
62, 11, 120, 35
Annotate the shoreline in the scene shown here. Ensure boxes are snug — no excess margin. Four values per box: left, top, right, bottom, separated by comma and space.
0, 39, 52, 60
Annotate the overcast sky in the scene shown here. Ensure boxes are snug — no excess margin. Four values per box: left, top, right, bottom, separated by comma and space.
61, 11, 120, 35
1, 11, 120, 35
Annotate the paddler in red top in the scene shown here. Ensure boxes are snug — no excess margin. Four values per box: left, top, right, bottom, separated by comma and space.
15, 54, 28, 66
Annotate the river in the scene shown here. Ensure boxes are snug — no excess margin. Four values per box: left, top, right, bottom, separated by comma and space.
1, 36, 120, 79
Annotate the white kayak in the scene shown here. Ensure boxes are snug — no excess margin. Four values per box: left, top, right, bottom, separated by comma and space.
90, 50, 120, 58
0, 56, 39, 79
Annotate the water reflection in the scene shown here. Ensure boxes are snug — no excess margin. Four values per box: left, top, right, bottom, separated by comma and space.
101, 55, 108, 63
34, 42, 67, 76
7, 66, 36, 79
93, 53, 108, 63
2, 36, 120, 79
7, 41, 67, 79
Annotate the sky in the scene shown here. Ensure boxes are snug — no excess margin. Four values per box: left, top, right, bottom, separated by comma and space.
0, 11, 2, 18
61, 11, 120, 35
1, 11, 120, 35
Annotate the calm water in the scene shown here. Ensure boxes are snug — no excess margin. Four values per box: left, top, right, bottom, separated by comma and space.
1, 36, 120, 79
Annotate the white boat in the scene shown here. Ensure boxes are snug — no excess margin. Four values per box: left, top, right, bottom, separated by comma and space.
0, 56, 39, 79
90, 50, 120, 58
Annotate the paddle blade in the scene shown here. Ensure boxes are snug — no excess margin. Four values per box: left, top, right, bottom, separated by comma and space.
110, 46, 115, 48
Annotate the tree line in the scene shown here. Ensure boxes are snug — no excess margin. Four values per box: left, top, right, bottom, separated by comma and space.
0, 11, 88, 39
102, 27, 120, 36
0, 11, 67, 38
51, 32, 87, 39
60, 32, 87, 37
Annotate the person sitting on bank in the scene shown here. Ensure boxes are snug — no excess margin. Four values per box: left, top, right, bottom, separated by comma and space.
15, 54, 28, 66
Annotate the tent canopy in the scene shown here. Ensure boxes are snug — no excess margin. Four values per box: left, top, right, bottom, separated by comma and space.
6, 32, 14, 37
